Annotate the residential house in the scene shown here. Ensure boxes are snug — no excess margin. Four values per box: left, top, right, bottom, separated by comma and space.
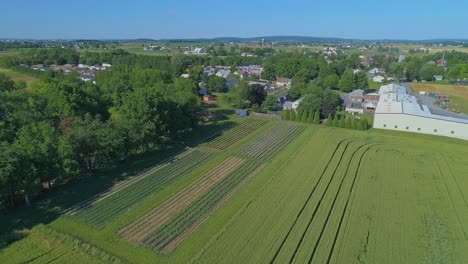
349, 89, 365, 102
216, 69, 231, 78
276, 77, 291, 88
282, 97, 303, 111
434, 75, 443, 81
437, 59, 448, 67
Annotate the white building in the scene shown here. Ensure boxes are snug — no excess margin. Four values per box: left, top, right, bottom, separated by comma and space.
283, 98, 303, 111
378, 83, 407, 95
184, 47, 206, 55
373, 84, 468, 141
373, 75, 385, 83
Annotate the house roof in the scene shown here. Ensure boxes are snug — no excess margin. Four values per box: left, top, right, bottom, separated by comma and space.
276, 77, 291, 83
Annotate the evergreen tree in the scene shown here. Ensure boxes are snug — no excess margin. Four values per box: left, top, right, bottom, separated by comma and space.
351, 118, 358, 130
307, 111, 314, 123
284, 110, 290, 120
357, 120, 364, 130
326, 113, 333, 126
333, 115, 339, 127
338, 68, 356, 92
290, 111, 296, 121
301, 111, 308, 123
295, 110, 303, 122
339, 116, 346, 128
345, 117, 352, 129
313, 111, 321, 124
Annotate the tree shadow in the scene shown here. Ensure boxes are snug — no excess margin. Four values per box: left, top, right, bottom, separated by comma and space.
0, 120, 235, 249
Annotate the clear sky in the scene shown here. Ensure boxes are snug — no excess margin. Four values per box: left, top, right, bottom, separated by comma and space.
1, 0, 467, 40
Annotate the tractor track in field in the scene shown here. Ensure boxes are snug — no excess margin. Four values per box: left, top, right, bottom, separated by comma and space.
269, 138, 355, 264
290, 143, 371, 264
305, 144, 373, 263
434, 154, 468, 241
322, 144, 378, 264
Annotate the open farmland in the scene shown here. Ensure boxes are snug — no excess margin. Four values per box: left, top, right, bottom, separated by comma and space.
1, 118, 467, 264
411, 83, 468, 100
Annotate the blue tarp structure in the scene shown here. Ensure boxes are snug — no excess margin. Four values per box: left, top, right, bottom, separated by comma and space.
235, 109, 248, 116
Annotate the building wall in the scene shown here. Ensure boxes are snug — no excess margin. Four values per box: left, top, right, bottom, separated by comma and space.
374, 113, 468, 140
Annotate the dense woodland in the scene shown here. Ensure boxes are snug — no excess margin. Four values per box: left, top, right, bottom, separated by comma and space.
1, 45, 468, 211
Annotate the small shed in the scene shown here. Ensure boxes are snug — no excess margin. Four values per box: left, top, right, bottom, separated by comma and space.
235, 109, 248, 117
203, 95, 215, 102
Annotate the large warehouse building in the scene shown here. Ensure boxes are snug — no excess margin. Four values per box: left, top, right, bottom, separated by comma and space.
373, 84, 468, 141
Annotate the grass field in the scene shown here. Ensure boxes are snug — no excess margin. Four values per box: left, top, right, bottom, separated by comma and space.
0, 67, 38, 83
1, 117, 467, 264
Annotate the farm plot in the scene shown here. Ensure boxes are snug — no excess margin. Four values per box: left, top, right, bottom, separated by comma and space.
0, 227, 108, 264
201, 118, 270, 150
140, 160, 264, 253
119, 156, 246, 243
62, 149, 193, 215
238, 123, 304, 160
70, 150, 214, 229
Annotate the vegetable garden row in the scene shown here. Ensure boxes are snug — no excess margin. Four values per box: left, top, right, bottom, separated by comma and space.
118, 156, 247, 243
239, 123, 305, 160
70, 150, 214, 229
141, 160, 264, 253
201, 118, 270, 150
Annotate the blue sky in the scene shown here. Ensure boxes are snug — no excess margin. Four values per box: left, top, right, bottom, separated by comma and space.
1, 0, 467, 40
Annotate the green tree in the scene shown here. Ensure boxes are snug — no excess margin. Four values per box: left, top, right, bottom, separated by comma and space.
351, 118, 358, 130
345, 117, 352, 129
262, 96, 278, 112
313, 111, 321, 124
323, 74, 340, 90
339, 116, 345, 128
206, 75, 227, 93
307, 111, 314, 123
296, 110, 303, 122
338, 69, 356, 92
290, 111, 296, 121
326, 113, 333, 126
354, 71, 369, 89
301, 111, 308, 123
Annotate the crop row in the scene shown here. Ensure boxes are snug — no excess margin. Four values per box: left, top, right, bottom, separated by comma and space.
62, 149, 194, 215
71, 150, 214, 229
238, 123, 304, 160
0, 225, 114, 264
201, 118, 270, 150
142, 160, 264, 253
119, 156, 246, 242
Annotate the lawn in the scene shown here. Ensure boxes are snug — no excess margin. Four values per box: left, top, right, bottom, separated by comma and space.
1, 118, 467, 264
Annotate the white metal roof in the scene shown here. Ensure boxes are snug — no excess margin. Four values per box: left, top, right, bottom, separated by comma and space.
375, 86, 468, 124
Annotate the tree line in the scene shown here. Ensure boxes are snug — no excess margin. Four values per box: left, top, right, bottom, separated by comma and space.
0, 60, 201, 210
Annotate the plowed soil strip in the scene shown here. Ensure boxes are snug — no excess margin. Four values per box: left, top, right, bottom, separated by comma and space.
120, 157, 246, 242
161, 164, 266, 253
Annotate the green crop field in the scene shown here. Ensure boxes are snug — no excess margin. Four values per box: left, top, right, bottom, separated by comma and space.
1, 117, 467, 264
